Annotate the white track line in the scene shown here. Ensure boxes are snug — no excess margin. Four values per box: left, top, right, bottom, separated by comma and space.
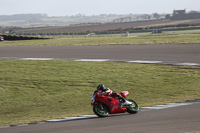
1, 57, 200, 67
141, 102, 192, 110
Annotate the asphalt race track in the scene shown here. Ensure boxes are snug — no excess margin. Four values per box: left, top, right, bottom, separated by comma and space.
0, 44, 200, 133
1, 102, 200, 133
0, 44, 200, 63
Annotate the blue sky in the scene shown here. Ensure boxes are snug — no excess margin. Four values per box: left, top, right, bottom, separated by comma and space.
0, 0, 199, 16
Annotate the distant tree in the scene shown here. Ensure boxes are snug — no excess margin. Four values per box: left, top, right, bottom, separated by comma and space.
152, 13, 160, 19
142, 14, 151, 20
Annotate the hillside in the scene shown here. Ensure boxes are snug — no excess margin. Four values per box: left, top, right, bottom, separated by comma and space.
2, 19, 200, 35
0, 13, 166, 27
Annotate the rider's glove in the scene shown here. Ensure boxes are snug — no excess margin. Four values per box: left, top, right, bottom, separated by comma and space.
112, 91, 117, 94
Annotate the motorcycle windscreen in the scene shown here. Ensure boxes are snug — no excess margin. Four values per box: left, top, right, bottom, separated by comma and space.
120, 91, 129, 98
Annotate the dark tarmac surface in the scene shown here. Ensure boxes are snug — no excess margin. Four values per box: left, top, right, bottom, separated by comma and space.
0, 44, 200, 63
1, 102, 200, 133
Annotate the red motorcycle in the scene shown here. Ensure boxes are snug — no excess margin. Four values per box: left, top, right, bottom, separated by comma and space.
91, 90, 139, 117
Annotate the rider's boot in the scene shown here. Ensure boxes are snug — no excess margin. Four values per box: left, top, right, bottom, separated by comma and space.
121, 100, 132, 107
118, 94, 132, 107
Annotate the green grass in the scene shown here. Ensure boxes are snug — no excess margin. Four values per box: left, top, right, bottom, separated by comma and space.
0, 59, 200, 126
0, 33, 200, 46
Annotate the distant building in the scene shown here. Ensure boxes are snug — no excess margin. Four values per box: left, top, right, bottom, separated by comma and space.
166, 9, 200, 20
173, 9, 186, 15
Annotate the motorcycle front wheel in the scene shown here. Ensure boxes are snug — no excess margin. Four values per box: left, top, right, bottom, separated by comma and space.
93, 104, 109, 117
126, 99, 139, 114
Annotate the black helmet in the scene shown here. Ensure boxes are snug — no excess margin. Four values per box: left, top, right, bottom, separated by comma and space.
97, 84, 105, 91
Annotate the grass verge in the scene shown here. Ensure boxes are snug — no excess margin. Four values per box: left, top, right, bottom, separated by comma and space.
0, 34, 200, 46
0, 59, 200, 126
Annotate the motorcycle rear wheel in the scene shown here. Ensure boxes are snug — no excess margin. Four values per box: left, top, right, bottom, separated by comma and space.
93, 104, 109, 117
126, 99, 139, 114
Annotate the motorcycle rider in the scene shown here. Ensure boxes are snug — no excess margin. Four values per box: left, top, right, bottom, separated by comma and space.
96, 84, 132, 106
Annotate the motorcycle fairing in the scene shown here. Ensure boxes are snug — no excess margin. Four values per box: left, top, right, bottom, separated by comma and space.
93, 94, 127, 114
